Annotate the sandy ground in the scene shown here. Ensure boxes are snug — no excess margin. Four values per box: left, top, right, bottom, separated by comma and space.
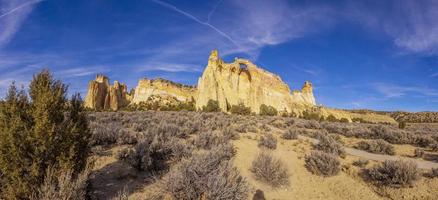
89, 131, 438, 199
233, 135, 383, 200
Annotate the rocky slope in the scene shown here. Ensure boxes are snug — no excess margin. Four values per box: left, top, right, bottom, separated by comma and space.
196, 50, 315, 113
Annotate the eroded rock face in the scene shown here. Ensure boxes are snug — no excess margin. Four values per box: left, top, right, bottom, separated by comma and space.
84, 75, 129, 110
196, 50, 316, 113
131, 78, 196, 104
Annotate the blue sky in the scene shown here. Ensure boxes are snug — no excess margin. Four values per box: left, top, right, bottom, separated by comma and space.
0, 0, 437, 111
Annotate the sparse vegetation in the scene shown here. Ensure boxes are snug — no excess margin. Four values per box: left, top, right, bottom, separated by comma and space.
281, 129, 299, 140
314, 133, 346, 157
259, 104, 278, 116
365, 160, 419, 187
230, 102, 252, 115
305, 151, 340, 176
356, 139, 395, 155
163, 144, 248, 199
250, 152, 289, 187
352, 159, 369, 167
258, 133, 277, 149
202, 99, 220, 112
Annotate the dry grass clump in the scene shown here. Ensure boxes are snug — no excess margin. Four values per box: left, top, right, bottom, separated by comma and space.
356, 139, 395, 155
194, 130, 229, 150
414, 148, 425, 158
118, 136, 192, 171
314, 133, 346, 157
163, 144, 248, 200
365, 160, 419, 187
258, 133, 277, 149
250, 151, 289, 187
32, 165, 91, 200
305, 151, 340, 176
281, 129, 299, 140
352, 159, 369, 167
426, 168, 438, 178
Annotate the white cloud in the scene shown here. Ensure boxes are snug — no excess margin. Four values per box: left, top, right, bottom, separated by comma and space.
137, 62, 202, 73
0, 0, 43, 48
346, 0, 438, 54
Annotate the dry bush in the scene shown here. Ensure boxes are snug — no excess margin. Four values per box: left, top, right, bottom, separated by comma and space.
258, 133, 277, 149
118, 134, 188, 171
314, 133, 346, 157
305, 151, 340, 176
426, 168, 438, 178
281, 129, 299, 140
194, 130, 228, 150
356, 139, 395, 155
250, 152, 289, 187
32, 165, 91, 200
414, 148, 425, 158
352, 159, 369, 167
365, 160, 419, 187
163, 144, 248, 199
414, 135, 436, 148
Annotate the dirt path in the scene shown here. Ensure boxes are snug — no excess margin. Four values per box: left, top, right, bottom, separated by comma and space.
298, 135, 438, 169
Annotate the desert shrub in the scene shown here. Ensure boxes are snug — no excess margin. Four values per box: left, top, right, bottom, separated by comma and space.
303, 120, 321, 129
356, 139, 395, 155
259, 104, 278, 116
426, 168, 438, 178
414, 135, 435, 148
326, 115, 337, 122
352, 159, 369, 167
302, 110, 322, 121
194, 131, 228, 150
414, 148, 424, 158
281, 129, 299, 140
314, 134, 346, 157
258, 134, 277, 149
305, 151, 340, 176
340, 118, 349, 123
399, 121, 406, 129
164, 144, 248, 199
119, 134, 183, 171
32, 165, 91, 200
250, 152, 289, 187
0, 70, 91, 199
365, 160, 419, 187
230, 103, 252, 115
202, 99, 220, 112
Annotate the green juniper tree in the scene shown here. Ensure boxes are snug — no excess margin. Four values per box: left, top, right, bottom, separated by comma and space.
0, 70, 91, 199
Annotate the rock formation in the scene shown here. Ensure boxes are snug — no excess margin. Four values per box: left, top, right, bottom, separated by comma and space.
84, 75, 130, 110
196, 50, 316, 113
131, 78, 196, 104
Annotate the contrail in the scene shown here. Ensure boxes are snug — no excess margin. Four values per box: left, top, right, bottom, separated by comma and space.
151, 0, 240, 49
207, 0, 224, 23
0, 0, 44, 19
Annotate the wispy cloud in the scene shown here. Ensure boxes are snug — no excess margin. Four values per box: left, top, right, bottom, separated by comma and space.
431, 72, 438, 77
0, 0, 43, 48
346, 0, 438, 54
151, 0, 334, 60
137, 62, 202, 73
374, 82, 438, 98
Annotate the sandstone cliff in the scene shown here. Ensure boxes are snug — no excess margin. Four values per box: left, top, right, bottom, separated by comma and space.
131, 78, 196, 104
196, 50, 316, 114
84, 75, 130, 110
